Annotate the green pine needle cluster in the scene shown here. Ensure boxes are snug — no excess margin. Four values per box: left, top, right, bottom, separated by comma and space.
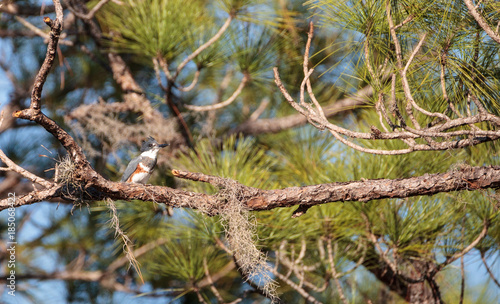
99, 0, 211, 59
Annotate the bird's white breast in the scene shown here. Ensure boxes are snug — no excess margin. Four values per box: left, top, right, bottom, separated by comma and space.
140, 149, 159, 159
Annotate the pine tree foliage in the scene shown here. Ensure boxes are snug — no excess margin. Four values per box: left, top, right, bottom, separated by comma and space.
0, 0, 499, 303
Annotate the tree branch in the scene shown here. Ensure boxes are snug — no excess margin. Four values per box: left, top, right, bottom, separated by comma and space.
230, 84, 373, 136
480, 251, 500, 288
67, 0, 111, 20
14, 15, 73, 46
3, 161, 500, 216
6, 20, 500, 215
185, 73, 249, 112
274, 21, 500, 154
463, 0, 500, 44
175, 14, 234, 78
0, 148, 53, 188
327, 240, 349, 304
0, 2, 55, 15
431, 218, 489, 275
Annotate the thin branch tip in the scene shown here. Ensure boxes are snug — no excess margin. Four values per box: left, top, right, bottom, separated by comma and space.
43, 16, 52, 27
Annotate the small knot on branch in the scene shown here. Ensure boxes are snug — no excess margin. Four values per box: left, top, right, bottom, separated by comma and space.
291, 204, 311, 218
370, 126, 382, 139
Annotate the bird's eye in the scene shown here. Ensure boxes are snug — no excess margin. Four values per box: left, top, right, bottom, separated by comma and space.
149, 144, 153, 147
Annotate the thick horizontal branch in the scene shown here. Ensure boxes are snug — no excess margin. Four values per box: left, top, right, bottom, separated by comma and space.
2, 165, 499, 212
4, 0, 500, 221
0, 173, 214, 211
173, 165, 500, 210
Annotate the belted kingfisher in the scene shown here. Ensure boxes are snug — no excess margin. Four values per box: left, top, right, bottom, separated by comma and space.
121, 136, 169, 184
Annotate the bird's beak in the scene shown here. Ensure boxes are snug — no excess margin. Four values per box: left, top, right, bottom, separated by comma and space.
159, 143, 169, 148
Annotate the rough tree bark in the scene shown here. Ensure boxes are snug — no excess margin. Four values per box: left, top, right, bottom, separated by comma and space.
1, 1, 499, 303
1, 0, 499, 222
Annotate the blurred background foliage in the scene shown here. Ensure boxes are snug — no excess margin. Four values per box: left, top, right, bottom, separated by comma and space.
0, 0, 499, 303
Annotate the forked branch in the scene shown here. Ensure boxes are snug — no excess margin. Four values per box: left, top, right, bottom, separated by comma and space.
273, 21, 500, 155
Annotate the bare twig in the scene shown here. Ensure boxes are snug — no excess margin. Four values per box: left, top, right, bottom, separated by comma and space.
185, 73, 249, 112
393, 14, 415, 30
248, 98, 270, 122
327, 240, 349, 304
0, 149, 53, 188
156, 55, 173, 82
403, 33, 449, 121
178, 69, 201, 92
303, 22, 325, 119
480, 251, 500, 288
432, 219, 489, 275
440, 49, 462, 119
69, 0, 111, 20
175, 15, 234, 78
269, 266, 323, 304
14, 16, 73, 46
194, 286, 210, 304
0, 111, 53, 188
203, 258, 225, 303
152, 57, 167, 91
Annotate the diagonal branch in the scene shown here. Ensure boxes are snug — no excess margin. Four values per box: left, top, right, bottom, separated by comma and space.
431, 218, 489, 276
326, 240, 349, 304
0, 112, 53, 188
230, 84, 374, 136
12, 0, 89, 168
28, 5, 63, 113
463, 0, 500, 44
269, 266, 323, 304
68, 0, 111, 20
0, 148, 53, 188
14, 15, 73, 46
175, 14, 234, 78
